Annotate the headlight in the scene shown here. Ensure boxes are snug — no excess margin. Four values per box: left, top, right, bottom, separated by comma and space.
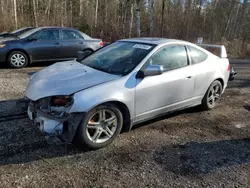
50, 95, 74, 107
0, 44, 5, 48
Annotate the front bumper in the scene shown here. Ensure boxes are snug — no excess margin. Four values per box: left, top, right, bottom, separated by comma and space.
0, 48, 7, 62
17, 99, 85, 142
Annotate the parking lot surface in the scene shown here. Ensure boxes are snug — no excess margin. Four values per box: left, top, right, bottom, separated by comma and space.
0, 60, 249, 187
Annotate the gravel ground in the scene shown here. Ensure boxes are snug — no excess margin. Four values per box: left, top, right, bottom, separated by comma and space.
0, 60, 249, 188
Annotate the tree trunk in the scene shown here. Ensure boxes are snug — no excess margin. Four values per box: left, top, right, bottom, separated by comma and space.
70, 0, 73, 26
160, 0, 165, 37
129, 3, 134, 38
79, 0, 84, 16
228, 3, 240, 40
149, 0, 155, 36
122, 2, 127, 37
13, 0, 17, 29
94, 0, 99, 28
32, 0, 38, 27
135, 0, 140, 37
0, 0, 4, 14
60, 0, 65, 27
223, 1, 235, 38
45, 0, 52, 16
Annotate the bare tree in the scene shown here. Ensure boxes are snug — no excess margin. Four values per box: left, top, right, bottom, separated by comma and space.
13, 0, 17, 29
160, 0, 165, 37
95, 0, 99, 28
135, 0, 141, 37
80, 0, 84, 16
32, 0, 38, 27
149, 0, 155, 36
129, 3, 134, 38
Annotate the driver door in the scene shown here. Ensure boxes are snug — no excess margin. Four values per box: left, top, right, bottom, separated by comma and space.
134, 45, 196, 122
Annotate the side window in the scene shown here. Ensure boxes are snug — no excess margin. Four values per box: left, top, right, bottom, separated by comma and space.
33, 30, 59, 41
187, 46, 208, 64
62, 30, 84, 40
148, 45, 188, 71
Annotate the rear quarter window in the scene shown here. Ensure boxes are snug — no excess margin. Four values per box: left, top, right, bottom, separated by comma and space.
187, 46, 208, 64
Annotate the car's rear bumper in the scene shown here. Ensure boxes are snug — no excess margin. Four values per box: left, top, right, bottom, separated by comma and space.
229, 67, 237, 81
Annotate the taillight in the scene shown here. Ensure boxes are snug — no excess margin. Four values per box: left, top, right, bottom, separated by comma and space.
100, 41, 104, 47
50, 96, 73, 107
227, 64, 230, 71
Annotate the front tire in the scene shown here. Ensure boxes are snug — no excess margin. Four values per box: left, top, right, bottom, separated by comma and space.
8, 51, 29, 68
75, 104, 123, 150
202, 80, 222, 110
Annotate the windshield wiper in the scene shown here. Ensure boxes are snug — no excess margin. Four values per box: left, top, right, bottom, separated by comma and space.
88, 65, 120, 75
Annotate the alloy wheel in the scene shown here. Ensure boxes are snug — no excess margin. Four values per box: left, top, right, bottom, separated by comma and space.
86, 109, 118, 144
207, 84, 221, 106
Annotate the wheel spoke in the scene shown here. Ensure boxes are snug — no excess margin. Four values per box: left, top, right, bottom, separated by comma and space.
92, 129, 102, 142
214, 94, 220, 99
103, 127, 113, 138
105, 115, 116, 125
214, 85, 219, 93
99, 110, 106, 121
87, 124, 98, 129
211, 88, 215, 94
208, 95, 213, 101
208, 95, 215, 104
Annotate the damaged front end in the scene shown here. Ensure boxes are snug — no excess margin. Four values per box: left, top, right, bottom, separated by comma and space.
26, 95, 85, 142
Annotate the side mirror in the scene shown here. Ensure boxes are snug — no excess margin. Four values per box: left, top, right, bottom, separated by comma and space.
144, 65, 164, 76
77, 50, 93, 61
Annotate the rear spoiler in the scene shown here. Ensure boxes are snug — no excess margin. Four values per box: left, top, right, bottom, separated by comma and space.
196, 44, 227, 58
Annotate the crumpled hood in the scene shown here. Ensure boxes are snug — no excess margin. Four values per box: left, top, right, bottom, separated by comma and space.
25, 60, 120, 101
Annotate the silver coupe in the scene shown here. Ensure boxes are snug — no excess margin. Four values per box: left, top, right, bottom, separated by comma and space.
23, 38, 230, 149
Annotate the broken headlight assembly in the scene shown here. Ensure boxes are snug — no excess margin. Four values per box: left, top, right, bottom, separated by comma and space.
50, 95, 74, 107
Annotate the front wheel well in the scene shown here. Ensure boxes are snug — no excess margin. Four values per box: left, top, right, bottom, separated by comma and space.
102, 101, 131, 132
6, 49, 30, 63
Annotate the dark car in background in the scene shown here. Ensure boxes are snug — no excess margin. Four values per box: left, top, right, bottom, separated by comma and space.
0, 27, 34, 39
0, 27, 103, 68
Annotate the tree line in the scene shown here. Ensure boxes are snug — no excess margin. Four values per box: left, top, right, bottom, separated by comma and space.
0, 0, 250, 57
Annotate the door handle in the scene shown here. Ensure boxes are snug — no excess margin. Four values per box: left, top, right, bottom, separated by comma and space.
79, 41, 83, 44
54, 42, 60, 45
185, 76, 192, 79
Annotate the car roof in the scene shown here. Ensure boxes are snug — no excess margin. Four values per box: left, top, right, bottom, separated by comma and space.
120, 37, 192, 46
37, 26, 78, 30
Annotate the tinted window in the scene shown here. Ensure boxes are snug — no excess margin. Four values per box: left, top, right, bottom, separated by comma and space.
33, 29, 59, 41
148, 45, 188, 71
62, 30, 83, 40
187, 46, 208, 64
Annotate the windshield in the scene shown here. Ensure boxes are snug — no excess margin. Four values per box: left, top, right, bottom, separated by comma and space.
18, 28, 40, 39
81, 41, 155, 75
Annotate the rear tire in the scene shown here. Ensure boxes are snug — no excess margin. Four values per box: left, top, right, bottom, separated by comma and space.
74, 104, 123, 150
8, 51, 29, 68
202, 80, 222, 110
